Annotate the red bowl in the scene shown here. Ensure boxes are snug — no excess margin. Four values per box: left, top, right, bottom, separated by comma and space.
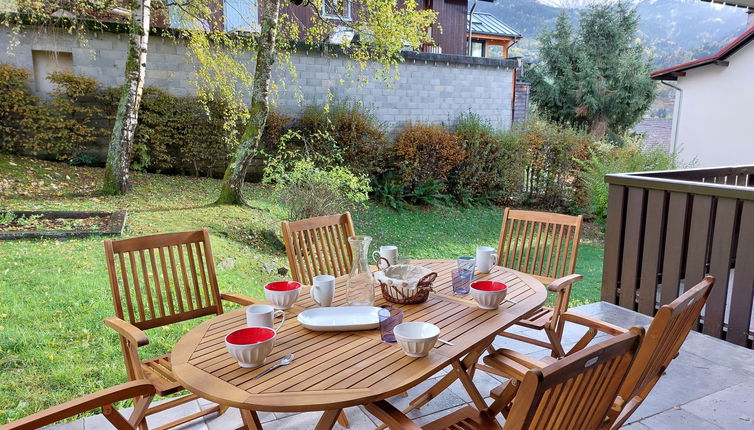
470, 281, 507, 292
264, 281, 302, 292
226, 327, 276, 345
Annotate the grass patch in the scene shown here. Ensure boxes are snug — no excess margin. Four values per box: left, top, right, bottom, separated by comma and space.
0, 153, 604, 423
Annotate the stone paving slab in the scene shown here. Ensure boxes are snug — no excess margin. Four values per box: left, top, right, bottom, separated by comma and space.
46, 302, 754, 430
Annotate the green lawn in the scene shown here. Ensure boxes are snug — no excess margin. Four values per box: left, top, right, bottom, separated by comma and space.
0, 153, 604, 423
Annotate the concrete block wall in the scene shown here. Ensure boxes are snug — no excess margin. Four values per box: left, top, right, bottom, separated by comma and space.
0, 26, 515, 132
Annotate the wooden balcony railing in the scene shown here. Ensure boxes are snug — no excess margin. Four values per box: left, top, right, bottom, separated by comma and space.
602, 165, 754, 349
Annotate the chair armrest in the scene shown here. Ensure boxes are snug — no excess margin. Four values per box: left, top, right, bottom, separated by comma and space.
560, 312, 628, 336
365, 400, 422, 430
547, 274, 584, 293
1, 380, 155, 430
220, 292, 258, 306
104, 317, 149, 347
483, 348, 548, 381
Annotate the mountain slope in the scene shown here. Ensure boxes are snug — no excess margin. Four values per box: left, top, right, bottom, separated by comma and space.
475, 0, 748, 68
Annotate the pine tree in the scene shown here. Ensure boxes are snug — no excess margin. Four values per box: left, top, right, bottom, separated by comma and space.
530, 3, 656, 140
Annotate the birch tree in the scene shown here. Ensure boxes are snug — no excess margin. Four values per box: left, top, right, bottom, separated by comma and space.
2, 1, 150, 195
176, 0, 436, 205
102, 0, 151, 195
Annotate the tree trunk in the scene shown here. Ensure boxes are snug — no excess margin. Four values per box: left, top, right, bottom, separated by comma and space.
216, 0, 282, 205
103, 0, 150, 195
590, 118, 609, 140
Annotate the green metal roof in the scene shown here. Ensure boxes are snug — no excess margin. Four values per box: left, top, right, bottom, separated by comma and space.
468, 12, 522, 38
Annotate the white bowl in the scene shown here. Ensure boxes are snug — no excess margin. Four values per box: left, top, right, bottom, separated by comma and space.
264, 281, 301, 310
393, 322, 440, 358
225, 327, 276, 368
470, 281, 508, 310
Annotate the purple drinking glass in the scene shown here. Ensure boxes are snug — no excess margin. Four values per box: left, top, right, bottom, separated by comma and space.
452, 269, 472, 295
379, 307, 403, 342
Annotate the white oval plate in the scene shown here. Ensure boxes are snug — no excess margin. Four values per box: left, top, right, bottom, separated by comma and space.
297, 306, 381, 331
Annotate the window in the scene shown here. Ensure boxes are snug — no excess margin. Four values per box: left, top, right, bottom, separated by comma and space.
167, 0, 187, 28
322, 0, 351, 20
32, 50, 73, 95
471, 40, 485, 57
224, 0, 259, 32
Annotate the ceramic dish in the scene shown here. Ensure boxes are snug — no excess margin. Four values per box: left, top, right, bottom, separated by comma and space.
297, 306, 381, 331
393, 321, 440, 357
470, 280, 508, 310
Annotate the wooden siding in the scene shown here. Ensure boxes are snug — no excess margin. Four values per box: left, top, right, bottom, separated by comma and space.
602, 166, 754, 349
198, 0, 469, 55
432, 0, 467, 55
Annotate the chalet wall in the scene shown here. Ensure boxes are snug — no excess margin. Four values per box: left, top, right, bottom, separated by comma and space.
432, 0, 468, 55
0, 26, 515, 132
671, 42, 754, 167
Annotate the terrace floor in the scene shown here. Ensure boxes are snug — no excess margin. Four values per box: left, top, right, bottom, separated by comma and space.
48, 302, 754, 430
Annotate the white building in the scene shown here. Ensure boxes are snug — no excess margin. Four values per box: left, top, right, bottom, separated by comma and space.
651, 24, 754, 167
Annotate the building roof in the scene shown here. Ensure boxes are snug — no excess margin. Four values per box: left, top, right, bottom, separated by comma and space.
651, 25, 754, 80
633, 118, 673, 152
468, 12, 522, 39
701, 0, 754, 8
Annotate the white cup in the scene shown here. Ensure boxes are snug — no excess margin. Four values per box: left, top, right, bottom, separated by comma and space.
373, 245, 398, 266
246, 304, 285, 331
475, 246, 498, 274
311, 274, 335, 307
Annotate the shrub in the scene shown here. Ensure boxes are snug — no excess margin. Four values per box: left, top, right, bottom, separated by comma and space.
263, 132, 371, 221
519, 119, 594, 211
297, 101, 390, 176
26, 72, 104, 160
0, 64, 38, 152
260, 109, 292, 153
133, 88, 233, 176
394, 123, 465, 193
581, 137, 684, 225
372, 172, 408, 211
448, 112, 527, 205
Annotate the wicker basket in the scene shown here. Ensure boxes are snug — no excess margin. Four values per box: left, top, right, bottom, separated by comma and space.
375, 258, 438, 304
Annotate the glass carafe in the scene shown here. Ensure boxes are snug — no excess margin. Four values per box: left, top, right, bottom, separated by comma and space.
346, 235, 376, 306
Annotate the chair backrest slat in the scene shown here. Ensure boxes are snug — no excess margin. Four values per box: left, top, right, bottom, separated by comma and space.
281, 212, 357, 285
502, 327, 643, 430
619, 276, 714, 404
105, 229, 223, 330
497, 209, 583, 284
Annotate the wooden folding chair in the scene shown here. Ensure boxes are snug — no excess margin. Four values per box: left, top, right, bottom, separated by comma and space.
280, 212, 358, 428
0, 380, 155, 430
103, 229, 257, 430
495, 208, 583, 355
281, 212, 356, 286
365, 327, 644, 430
487, 276, 715, 430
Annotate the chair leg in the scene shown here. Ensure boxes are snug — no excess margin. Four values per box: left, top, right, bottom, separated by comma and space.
545, 328, 566, 358
337, 410, 350, 428
488, 380, 519, 418
565, 328, 597, 357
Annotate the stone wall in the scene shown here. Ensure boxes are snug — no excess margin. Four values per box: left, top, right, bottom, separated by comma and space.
0, 26, 517, 132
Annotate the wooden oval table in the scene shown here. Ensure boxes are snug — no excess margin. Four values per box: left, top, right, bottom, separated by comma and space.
171, 260, 546, 429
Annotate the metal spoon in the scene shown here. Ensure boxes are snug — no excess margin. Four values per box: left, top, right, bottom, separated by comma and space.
253, 354, 294, 379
